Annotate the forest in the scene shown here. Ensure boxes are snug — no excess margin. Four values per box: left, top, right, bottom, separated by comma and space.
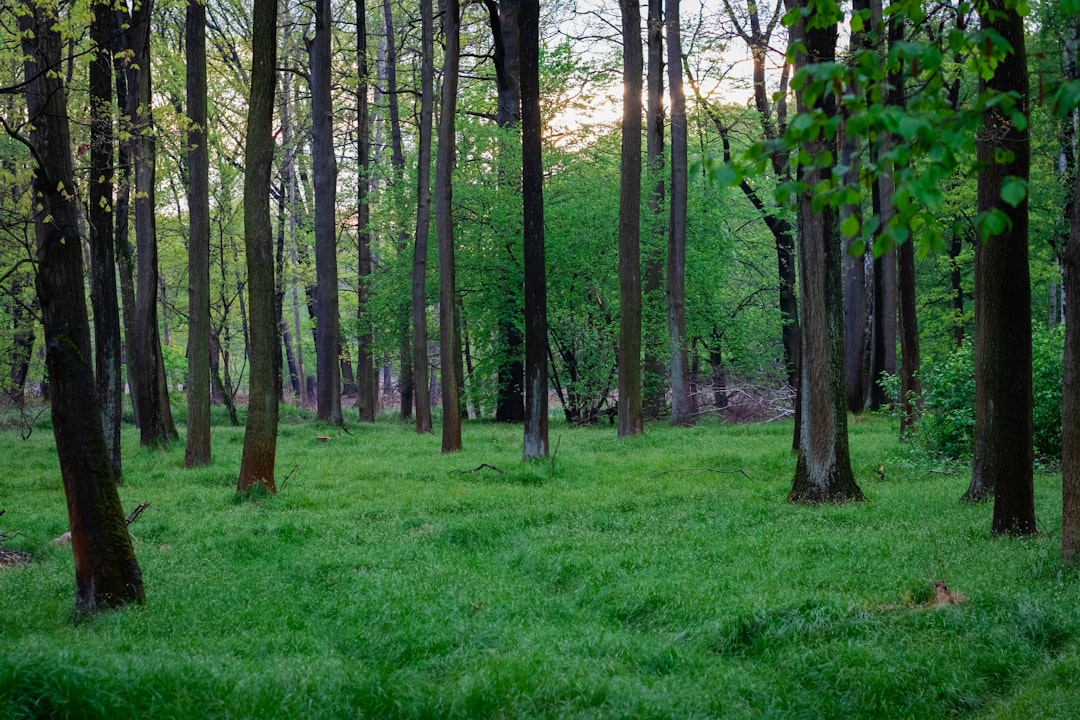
2, 0, 1080, 716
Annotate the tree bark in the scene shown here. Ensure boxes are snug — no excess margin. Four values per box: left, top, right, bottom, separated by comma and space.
966, 1, 1035, 535
787, 0, 862, 504
185, 0, 212, 467
520, 0, 548, 458
484, 0, 525, 424
356, 0, 377, 422
412, 0, 435, 434
89, 0, 123, 479
311, 0, 342, 425
617, 0, 644, 438
642, 0, 666, 421
1061, 15, 1080, 561
382, 0, 414, 420
666, 0, 693, 426
20, 0, 144, 613
436, 0, 463, 452
238, 0, 280, 494
125, 0, 176, 447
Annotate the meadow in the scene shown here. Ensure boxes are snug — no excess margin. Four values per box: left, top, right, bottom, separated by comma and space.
1, 409, 1078, 719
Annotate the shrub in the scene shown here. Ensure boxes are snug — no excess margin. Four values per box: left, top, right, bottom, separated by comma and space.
916, 325, 1063, 461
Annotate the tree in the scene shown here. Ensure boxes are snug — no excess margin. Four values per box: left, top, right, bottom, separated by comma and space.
965, 0, 1035, 536
185, 0, 212, 467
1062, 10, 1080, 561
643, 0, 666, 420
238, 0, 280, 494
89, 0, 123, 479
311, 0, 342, 425
786, 0, 863, 504
617, 0, 644, 437
125, 0, 177, 447
16, 0, 144, 612
382, 0, 414, 421
437, 0, 463, 453
356, 0, 376, 423
666, 0, 693, 426
412, 0, 435, 434
521, 0, 548, 458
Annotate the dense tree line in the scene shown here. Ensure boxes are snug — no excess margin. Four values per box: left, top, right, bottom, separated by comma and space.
3, 0, 1080, 613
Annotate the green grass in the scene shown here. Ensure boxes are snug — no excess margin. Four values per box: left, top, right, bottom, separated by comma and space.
1, 412, 1078, 719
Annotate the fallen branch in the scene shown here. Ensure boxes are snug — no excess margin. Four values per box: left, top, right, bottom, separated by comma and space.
125, 503, 158, 526
278, 463, 300, 490
453, 464, 504, 475
919, 469, 955, 479
653, 467, 753, 481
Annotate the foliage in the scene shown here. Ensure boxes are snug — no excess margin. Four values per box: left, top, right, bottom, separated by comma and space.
2, 418, 1079, 718
915, 325, 1063, 462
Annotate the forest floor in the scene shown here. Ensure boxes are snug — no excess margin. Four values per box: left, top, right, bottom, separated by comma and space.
1, 409, 1078, 719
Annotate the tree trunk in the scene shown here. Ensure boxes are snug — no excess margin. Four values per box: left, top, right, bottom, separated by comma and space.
6, 274, 35, 407
382, 0, 414, 420
355, 0, 377, 423
185, 0, 211, 467
412, 0, 435, 434
89, 0, 123, 479
20, 0, 144, 613
238, 0, 280, 494
666, 0, 693, 426
787, 1, 862, 504
966, 1, 1035, 535
617, 0, 644, 438
436, 0, 463, 452
124, 0, 175, 447
642, 0, 666, 421
520, 0, 548, 458
1061, 15, 1080, 561
484, 0, 525, 424
310, 0, 342, 425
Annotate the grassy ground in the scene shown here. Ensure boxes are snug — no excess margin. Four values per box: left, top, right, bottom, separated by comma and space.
1, 410, 1077, 719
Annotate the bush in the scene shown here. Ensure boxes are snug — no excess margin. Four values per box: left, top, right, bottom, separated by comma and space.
916, 325, 1063, 461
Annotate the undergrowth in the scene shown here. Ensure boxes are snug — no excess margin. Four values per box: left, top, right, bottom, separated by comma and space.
0, 414, 1076, 719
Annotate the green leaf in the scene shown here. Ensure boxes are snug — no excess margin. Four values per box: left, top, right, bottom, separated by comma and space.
1000, 176, 1027, 208
841, 214, 860, 238
711, 163, 738, 188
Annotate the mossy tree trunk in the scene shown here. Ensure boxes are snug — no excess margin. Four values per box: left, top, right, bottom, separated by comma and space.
238, 0, 280, 494
19, 0, 144, 613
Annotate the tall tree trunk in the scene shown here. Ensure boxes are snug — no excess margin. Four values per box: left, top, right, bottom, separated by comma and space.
125, 0, 175, 447
787, 0, 862, 504
642, 0, 666, 421
966, 1, 1035, 535
484, 0, 525, 423
520, 0, 548, 458
19, 0, 144, 613
412, 0, 435, 433
355, 0, 376, 422
666, 0, 692, 426
841, 0, 868, 414
185, 0, 211, 467
111, 15, 138, 428
89, 0, 123, 479
436, 0, 463, 452
879, 9, 920, 435
311, 0, 342, 425
617, 0, 644, 438
238, 0, 280, 494
382, 0, 414, 420
276, 183, 302, 400
1061, 15, 1080, 561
